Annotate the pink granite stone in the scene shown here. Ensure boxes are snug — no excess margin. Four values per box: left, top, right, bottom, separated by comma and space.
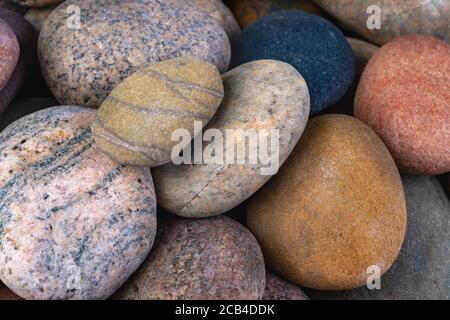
263, 272, 309, 300
0, 18, 19, 90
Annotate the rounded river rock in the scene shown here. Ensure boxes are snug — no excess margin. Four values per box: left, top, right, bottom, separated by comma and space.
0, 18, 19, 91
263, 272, 309, 300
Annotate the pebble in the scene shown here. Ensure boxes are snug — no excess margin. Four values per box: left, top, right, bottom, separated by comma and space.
231, 11, 354, 115
355, 35, 450, 175
0, 54, 26, 115
228, 0, 326, 28
24, 4, 57, 32
263, 272, 309, 300
92, 56, 223, 167
306, 175, 450, 300
312, 0, 450, 45
115, 216, 266, 300
153, 60, 310, 217
0, 281, 21, 300
11, 0, 61, 7
0, 18, 19, 90
247, 114, 407, 290
39, 0, 231, 108
0, 106, 157, 300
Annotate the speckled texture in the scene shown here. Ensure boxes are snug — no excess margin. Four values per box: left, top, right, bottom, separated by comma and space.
12, 0, 61, 8
24, 4, 56, 31
0, 54, 25, 114
193, 0, 240, 41
263, 272, 309, 300
312, 0, 450, 46
0, 106, 157, 300
0, 281, 20, 300
229, 0, 325, 28
115, 216, 266, 300
247, 115, 407, 291
306, 175, 450, 300
153, 60, 310, 218
355, 35, 450, 175
92, 56, 224, 167
39, 0, 231, 108
231, 11, 354, 115
0, 18, 19, 90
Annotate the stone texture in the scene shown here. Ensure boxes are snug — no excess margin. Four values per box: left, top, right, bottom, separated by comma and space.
231, 11, 354, 115
92, 56, 224, 167
0, 54, 26, 115
12, 0, 61, 7
115, 216, 266, 300
0, 281, 21, 300
24, 4, 56, 31
153, 60, 310, 217
306, 175, 450, 300
312, 0, 450, 46
263, 272, 309, 300
0, 106, 157, 300
0, 18, 19, 90
39, 0, 231, 108
193, 0, 240, 41
228, 0, 325, 28
247, 115, 407, 291
355, 35, 450, 175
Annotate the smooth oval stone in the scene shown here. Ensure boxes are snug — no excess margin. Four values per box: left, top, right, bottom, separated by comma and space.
92, 56, 224, 167
0, 282, 21, 300
312, 0, 450, 46
12, 0, 61, 7
306, 175, 450, 300
247, 115, 407, 291
231, 11, 354, 115
355, 35, 450, 175
24, 4, 57, 32
229, 0, 326, 28
153, 60, 310, 218
39, 0, 231, 108
0, 106, 157, 300
115, 216, 266, 300
0, 18, 19, 90
193, 0, 240, 41
0, 54, 26, 115
263, 272, 309, 300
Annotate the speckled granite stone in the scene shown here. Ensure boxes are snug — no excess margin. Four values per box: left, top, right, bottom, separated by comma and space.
39, 0, 231, 108
231, 11, 354, 115
0, 18, 19, 90
247, 115, 407, 291
0, 54, 25, 114
115, 216, 266, 300
228, 0, 325, 28
193, 0, 240, 41
0, 281, 21, 300
312, 0, 450, 46
355, 35, 450, 175
306, 175, 450, 300
0, 106, 157, 300
153, 60, 310, 217
24, 3, 56, 31
263, 272, 309, 300
92, 56, 224, 167
12, 0, 61, 8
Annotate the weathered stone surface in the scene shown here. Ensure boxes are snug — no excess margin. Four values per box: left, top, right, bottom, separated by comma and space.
247, 115, 407, 291
263, 272, 309, 300
355, 35, 450, 175
0, 18, 19, 90
0, 106, 157, 300
153, 60, 310, 217
312, 0, 450, 45
39, 0, 231, 108
92, 56, 223, 167
115, 216, 266, 300
306, 175, 450, 300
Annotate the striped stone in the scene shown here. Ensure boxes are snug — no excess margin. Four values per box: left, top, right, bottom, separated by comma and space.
92, 56, 224, 167
0, 106, 157, 300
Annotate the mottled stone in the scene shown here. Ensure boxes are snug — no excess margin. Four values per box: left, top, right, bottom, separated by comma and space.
355, 35, 450, 175
0, 106, 157, 300
11, 0, 61, 7
312, 0, 450, 46
193, 0, 240, 41
228, 0, 325, 28
306, 175, 450, 300
231, 11, 354, 115
0, 281, 21, 300
0, 54, 26, 114
39, 0, 231, 108
115, 216, 266, 300
24, 4, 56, 31
92, 56, 223, 167
0, 18, 19, 90
0, 97, 58, 131
153, 60, 310, 217
247, 115, 407, 291
263, 272, 309, 300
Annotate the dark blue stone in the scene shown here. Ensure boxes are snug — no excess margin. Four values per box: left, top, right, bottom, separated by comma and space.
231, 11, 354, 115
